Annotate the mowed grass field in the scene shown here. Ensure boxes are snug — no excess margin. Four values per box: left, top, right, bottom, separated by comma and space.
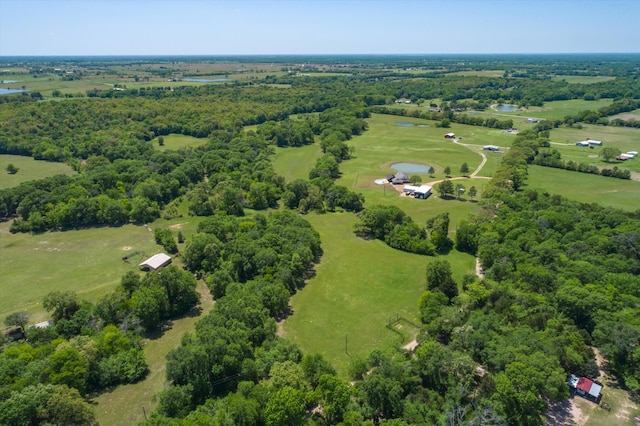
151, 133, 207, 151
550, 75, 616, 84
0, 154, 76, 189
0, 223, 162, 323
548, 125, 640, 168
272, 143, 323, 182
526, 165, 640, 211
283, 212, 476, 376
338, 113, 513, 186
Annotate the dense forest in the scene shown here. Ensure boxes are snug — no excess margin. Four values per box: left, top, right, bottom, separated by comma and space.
1, 55, 639, 425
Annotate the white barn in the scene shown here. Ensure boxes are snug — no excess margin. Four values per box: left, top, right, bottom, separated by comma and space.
139, 253, 172, 271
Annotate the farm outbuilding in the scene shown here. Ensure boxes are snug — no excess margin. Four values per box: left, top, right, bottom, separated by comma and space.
483, 145, 500, 152
577, 139, 603, 147
444, 132, 456, 139
139, 253, 172, 271
413, 185, 432, 199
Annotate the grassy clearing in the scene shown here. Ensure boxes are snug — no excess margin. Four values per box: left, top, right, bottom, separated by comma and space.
550, 75, 616, 84
609, 108, 640, 121
0, 154, 76, 189
526, 99, 613, 121
0, 223, 161, 323
151, 133, 207, 151
547, 125, 640, 173
450, 70, 505, 78
93, 280, 214, 426
338, 114, 507, 188
283, 212, 475, 377
526, 165, 640, 211
271, 143, 323, 182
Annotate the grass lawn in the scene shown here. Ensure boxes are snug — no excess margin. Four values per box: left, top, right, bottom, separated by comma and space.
338, 114, 508, 188
526, 165, 640, 211
550, 75, 616, 84
271, 143, 323, 183
0, 154, 76, 189
93, 280, 214, 426
526, 99, 613, 121
282, 212, 476, 377
0, 223, 162, 323
151, 133, 207, 151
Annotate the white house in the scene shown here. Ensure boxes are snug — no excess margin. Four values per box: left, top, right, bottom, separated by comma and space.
444, 133, 456, 139
139, 253, 172, 271
577, 139, 603, 147
483, 145, 500, 152
626, 151, 638, 157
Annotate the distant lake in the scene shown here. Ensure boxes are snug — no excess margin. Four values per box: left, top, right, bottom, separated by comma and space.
494, 104, 519, 112
392, 162, 432, 174
0, 88, 27, 95
182, 77, 230, 83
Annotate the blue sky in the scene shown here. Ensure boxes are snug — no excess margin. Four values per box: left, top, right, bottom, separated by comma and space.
1, 0, 639, 56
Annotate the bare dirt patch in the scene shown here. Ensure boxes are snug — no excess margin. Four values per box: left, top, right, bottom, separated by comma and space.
169, 223, 184, 230
122, 246, 132, 251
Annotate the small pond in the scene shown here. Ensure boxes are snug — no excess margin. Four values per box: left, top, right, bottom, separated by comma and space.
493, 104, 519, 112
395, 121, 415, 127
0, 88, 27, 95
182, 77, 230, 83
392, 162, 432, 174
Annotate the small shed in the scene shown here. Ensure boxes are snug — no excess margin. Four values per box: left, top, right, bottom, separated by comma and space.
483, 145, 500, 152
626, 151, 637, 157
617, 154, 633, 161
34, 320, 53, 329
139, 253, 172, 271
444, 132, 456, 139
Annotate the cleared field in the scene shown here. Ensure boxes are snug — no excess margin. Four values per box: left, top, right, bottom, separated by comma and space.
526, 165, 640, 211
550, 75, 616, 84
0, 223, 162, 323
548, 125, 640, 173
609, 108, 640, 121
450, 70, 505, 78
338, 114, 511, 188
151, 133, 207, 151
526, 99, 613, 121
0, 154, 76, 189
272, 143, 323, 183
94, 280, 214, 426
283, 212, 476, 377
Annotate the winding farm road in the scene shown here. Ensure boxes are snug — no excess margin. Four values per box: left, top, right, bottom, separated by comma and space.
424, 138, 492, 186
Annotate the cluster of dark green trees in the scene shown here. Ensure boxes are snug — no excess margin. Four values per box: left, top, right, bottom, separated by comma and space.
0, 263, 201, 424
533, 148, 632, 180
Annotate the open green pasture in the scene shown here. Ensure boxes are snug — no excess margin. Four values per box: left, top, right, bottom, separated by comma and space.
338, 114, 511, 186
94, 280, 214, 426
0, 154, 76, 189
0, 223, 162, 323
550, 75, 616, 84
548, 126, 640, 171
526, 99, 613, 121
151, 133, 207, 151
283, 212, 476, 377
450, 70, 505, 78
609, 108, 640, 121
272, 143, 323, 182
526, 165, 640, 211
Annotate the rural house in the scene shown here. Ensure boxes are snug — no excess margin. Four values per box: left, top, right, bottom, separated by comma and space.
444, 132, 456, 139
391, 172, 409, 184
483, 145, 500, 152
568, 374, 602, 402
